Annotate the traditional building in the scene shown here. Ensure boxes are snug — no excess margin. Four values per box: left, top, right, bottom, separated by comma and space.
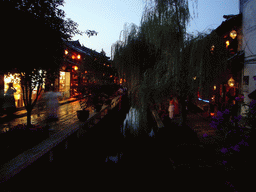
212, 14, 243, 115
61, 40, 114, 98
240, 0, 256, 114
195, 13, 243, 117
0, 40, 115, 110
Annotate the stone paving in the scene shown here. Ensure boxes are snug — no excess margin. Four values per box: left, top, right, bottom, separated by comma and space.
0, 98, 101, 134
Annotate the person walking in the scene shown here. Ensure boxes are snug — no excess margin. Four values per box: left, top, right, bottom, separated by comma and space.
173, 96, 179, 116
3, 83, 16, 116
168, 97, 175, 120
43, 87, 62, 121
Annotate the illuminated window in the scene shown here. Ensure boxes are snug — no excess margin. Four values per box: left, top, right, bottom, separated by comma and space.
226, 41, 230, 48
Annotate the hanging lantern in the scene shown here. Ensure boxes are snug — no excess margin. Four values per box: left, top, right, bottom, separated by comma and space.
230, 30, 237, 39
228, 77, 235, 87
226, 40, 230, 48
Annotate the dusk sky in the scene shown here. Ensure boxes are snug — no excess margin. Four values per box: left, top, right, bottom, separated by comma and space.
62, 0, 239, 58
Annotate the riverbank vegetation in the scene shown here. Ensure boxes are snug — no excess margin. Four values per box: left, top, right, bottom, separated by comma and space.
112, 0, 229, 133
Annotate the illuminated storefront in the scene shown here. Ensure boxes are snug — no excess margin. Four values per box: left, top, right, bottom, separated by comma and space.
4, 71, 46, 108
59, 71, 71, 99
4, 73, 23, 107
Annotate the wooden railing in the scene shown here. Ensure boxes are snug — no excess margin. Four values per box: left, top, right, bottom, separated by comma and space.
0, 95, 122, 183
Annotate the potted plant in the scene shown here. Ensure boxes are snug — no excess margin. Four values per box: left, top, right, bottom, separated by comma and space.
77, 96, 90, 121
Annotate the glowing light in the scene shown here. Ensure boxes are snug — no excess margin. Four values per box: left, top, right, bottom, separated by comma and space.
72, 55, 75, 59
230, 30, 237, 39
65, 50, 68, 55
210, 113, 215, 116
4, 73, 22, 106
210, 45, 215, 52
214, 85, 216, 90
85, 71, 88, 74
228, 77, 235, 87
77, 54, 81, 59
226, 41, 230, 48
74, 66, 78, 71
193, 76, 197, 80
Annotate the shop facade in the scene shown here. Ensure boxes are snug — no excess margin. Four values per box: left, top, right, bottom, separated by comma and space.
196, 14, 243, 117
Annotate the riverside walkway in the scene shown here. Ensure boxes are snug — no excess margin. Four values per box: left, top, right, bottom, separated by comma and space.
0, 95, 123, 187
0, 96, 247, 191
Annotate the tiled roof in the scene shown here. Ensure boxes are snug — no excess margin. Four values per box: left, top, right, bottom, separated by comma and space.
64, 40, 110, 60
215, 14, 242, 36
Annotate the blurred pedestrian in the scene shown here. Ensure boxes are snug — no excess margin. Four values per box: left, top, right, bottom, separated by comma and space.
168, 97, 175, 120
3, 83, 16, 116
173, 96, 179, 116
43, 87, 61, 121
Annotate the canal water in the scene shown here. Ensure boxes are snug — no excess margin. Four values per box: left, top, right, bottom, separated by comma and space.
1, 96, 236, 191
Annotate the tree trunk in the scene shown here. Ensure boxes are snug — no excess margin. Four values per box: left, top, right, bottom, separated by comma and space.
179, 96, 187, 126
27, 107, 32, 128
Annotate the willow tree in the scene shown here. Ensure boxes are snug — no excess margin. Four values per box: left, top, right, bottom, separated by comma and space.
112, 0, 229, 132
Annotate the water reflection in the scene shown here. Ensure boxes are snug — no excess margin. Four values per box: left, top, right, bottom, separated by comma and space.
105, 153, 123, 163
122, 107, 155, 138
1, 127, 9, 133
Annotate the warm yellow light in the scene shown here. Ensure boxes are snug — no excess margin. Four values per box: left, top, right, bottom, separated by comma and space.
210, 45, 215, 51
193, 76, 196, 80
228, 77, 235, 87
74, 66, 78, 71
230, 30, 237, 39
110, 75, 113, 78
72, 55, 75, 59
77, 54, 81, 59
65, 50, 68, 55
226, 41, 230, 48
85, 71, 88, 74
4, 73, 21, 104
214, 85, 216, 90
